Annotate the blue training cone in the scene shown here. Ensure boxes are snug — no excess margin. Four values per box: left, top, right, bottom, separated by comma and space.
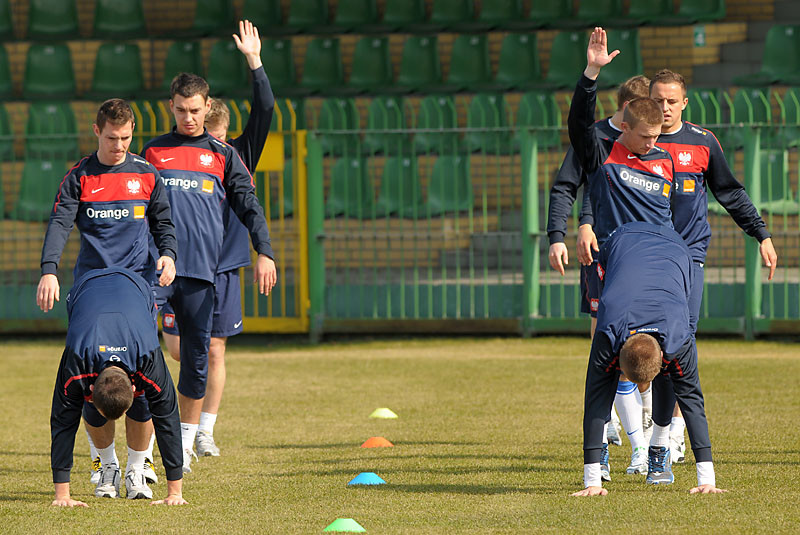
347, 472, 386, 486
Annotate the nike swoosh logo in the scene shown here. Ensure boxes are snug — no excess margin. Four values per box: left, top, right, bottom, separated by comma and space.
91, 187, 104, 194
160, 157, 175, 162
627, 155, 637, 159
233, 320, 242, 328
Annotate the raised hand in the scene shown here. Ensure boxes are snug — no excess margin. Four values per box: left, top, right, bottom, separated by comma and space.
585, 27, 620, 79
233, 19, 262, 70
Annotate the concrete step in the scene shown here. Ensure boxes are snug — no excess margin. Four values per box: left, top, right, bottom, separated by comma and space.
774, 1, 800, 21
747, 21, 775, 42
692, 62, 758, 87
720, 42, 764, 64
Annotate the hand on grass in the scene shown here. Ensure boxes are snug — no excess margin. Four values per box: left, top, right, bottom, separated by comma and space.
571, 486, 607, 497
689, 484, 727, 494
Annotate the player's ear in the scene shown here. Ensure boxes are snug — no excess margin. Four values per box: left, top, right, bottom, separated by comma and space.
92, 123, 101, 137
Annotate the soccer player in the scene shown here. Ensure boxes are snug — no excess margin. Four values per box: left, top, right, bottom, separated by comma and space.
571, 221, 726, 497
143, 69, 276, 473
50, 267, 186, 506
36, 98, 176, 487
160, 19, 274, 458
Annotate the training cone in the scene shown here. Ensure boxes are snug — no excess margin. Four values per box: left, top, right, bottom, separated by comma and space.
348, 472, 387, 486
323, 518, 366, 532
360, 436, 393, 448
369, 408, 398, 419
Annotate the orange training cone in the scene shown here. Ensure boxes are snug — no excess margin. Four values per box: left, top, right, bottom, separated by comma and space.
360, 436, 393, 448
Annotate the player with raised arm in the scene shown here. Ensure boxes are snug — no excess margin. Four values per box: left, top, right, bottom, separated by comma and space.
50, 267, 186, 506
159, 20, 275, 458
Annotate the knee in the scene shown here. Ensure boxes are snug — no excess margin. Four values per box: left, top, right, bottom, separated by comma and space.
208, 337, 227, 365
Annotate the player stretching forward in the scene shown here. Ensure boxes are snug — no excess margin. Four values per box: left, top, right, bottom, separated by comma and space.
144, 70, 276, 473
160, 19, 274, 457
50, 267, 186, 506
571, 222, 725, 496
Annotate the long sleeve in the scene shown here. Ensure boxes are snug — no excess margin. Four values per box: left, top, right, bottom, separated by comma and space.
40, 160, 87, 275
50, 349, 85, 483
232, 66, 275, 174
670, 342, 713, 463
547, 146, 588, 244
568, 75, 602, 176
583, 334, 619, 464
146, 169, 177, 261
224, 154, 274, 259
139, 348, 183, 481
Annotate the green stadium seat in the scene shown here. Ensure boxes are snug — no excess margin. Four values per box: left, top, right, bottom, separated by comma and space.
88, 43, 144, 99
242, 0, 283, 31
333, 0, 378, 30
728, 88, 771, 149
269, 159, 294, 217
0, 102, 13, 161
528, 0, 572, 28
223, 98, 249, 134
382, 0, 426, 31
0, 170, 4, 217
261, 39, 295, 93
207, 39, 249, 96
396, 36, 442, 93
758, 149, 799, 214
24, 44, 76, 99
445, 34, 492, 91
572, 0, 623, 26
426, 154, 472, 215
326, 157, 374, 219
478, 0, 523, 29
685, 88, 723, 126
0, 44, 12, 98
773, 87, 800, 148
25, 101, 79, 160
545, 31, 588, 89
430, 0, 474, 28
93, 0, 146, 38
465, 93, 511, 154
515, 90, 562, 149
161, 41, 204, 92
27, 0, 78, 40
733, 25, 800, 86
300, 38, 344, 93
363, 96, 406, 155
625, 0, 674, 25
596, 29, 642, 89
376, 156, 423, 217
191, 0, 235, 36
272, 97, 305, 131
413, 95, 460, 154
494, 33, 542, 90
130, 100, 169, 153
287, 0, 329, 31
0, 0, 12, 41
349, 36, 392, 92
316, 97, 359, 155
11, 159, 65, 222
663, 0, 725, 24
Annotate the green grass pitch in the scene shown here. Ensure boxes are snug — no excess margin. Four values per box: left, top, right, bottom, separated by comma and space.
1, 336, 799, 533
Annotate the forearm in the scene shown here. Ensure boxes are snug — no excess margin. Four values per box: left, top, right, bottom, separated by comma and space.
166, 478, 183, 498
54, 482, 71, 500
567, 75, 600, 174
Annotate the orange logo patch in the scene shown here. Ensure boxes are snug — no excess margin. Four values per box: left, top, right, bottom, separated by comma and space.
99, 345, 106, 352
202, 180, 214, 194
683, 179, 695, 193
662, 183, 671, 197
133, 205, 145, 219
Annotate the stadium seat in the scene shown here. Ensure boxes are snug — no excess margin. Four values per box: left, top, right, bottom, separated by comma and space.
269, 159, 294, 217
287, 0, 329, 32
88, 43, 144, 99
494, 33, 542, 90
272, 97, 306, 131
0, 44, 12, 99
261, 39, 295, 93
0, 0, 12, 41
478, 0, 524, 29
396, 36, 442, 93
625, 0, 674, 25
326, 157, 374, 219
333, 0, 378, 30
758, 149, 799, 214
728, 88, 771, 149
241, 0, 283, 32
0, 102, 13, 161
23, 44, 76, 99
528, 0, 572, 28
93, 0, 146, 38
426, 154, 472, 215
685, 87, 723, 126
207, 39, 249, 96
572, 0, 623, 26
515, 90, 562, 149
773, 87, 800, 148
465, 94, 512, 154
596, 29, 643, 89
413, 95, 460, 154
191, 0, 236, 36
376, 156, 423, 217
300, 38, 344, 93
733, 25, 800, 86
25, 101, 79, 160
130, 100, 169, 153
11, 159, 64, 222
27, 0, 78, 40
663, 0, 725, 24
160, 41, 204, 91
349, 36, 393, 92
429, 0, 474, 31
445, 34, 492, 91
545, 31, 588, 88
363, 96, 407, 155
382, 0, 426, 31
316, 97, 359, 155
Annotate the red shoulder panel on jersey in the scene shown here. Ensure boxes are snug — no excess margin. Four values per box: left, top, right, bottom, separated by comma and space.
145, 145, 226, 181
63, 372, 98, 395
80, 173, 155, 202
656, 142, 710, 174
605, 142, 674, 182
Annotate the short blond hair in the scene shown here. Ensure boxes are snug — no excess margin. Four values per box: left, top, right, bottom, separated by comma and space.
623, 97, 664, 129
619, 333, 662, 384
205, 98, 230, 131
617, 75, 651, 110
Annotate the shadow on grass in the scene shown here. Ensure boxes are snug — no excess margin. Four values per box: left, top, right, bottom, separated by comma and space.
369, 483, 562, 495
250, 440, 488, 450
0, 451, 49, 457
0, 491, 53, 501
273, 460, 575, 478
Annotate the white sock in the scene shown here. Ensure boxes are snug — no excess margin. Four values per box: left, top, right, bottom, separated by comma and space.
615, 381, 647, 451
125, 447, 146, 474
651, 424, 670, 448
97, 442, 119, 468
670, 416, 686, 438
86, 427, 99, 460
640, 384, 652, 417
181, 423, 199, 452
198, 412, 217, 435
145, 430, 155, 460
602, 422, 609, 445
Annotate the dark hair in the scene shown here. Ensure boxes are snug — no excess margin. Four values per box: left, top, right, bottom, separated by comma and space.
623, 97, 664, 128
93, 366, 133, 420
617, 75, 651, 110
96, 98, 134, 131
649, 69, 687, 98
619, 333, 662, 384
170, 72, 209, 101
